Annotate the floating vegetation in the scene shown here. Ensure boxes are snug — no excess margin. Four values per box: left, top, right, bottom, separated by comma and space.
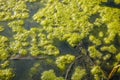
0, 0, 120, 80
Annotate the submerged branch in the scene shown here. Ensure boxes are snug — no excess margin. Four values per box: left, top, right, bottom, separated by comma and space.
9, 55, 46, 60
65, 55, 83, 80
108, 64, 120, 80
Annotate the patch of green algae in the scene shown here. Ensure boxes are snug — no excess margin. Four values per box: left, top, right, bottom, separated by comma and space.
41, 70, 64, 80
0, 0, 120, 80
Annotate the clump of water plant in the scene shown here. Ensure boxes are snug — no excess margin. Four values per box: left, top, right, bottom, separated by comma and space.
0, 0, 120, 80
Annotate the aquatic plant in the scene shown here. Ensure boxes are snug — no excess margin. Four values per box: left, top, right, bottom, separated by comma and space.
41, 70, 64, 80
71, 66, 86, 80
56, 54, 75, 70
0, 0, 120, 80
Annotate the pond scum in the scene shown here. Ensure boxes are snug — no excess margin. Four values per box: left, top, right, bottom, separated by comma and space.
0, 0, 120, 80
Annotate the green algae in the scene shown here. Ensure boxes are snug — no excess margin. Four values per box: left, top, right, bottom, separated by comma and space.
115, 0, 120, 4
56, 54, 75, 70
0, 68, 14, 80
0, 26, 4, 32
29, 63, 41, 78
71, 66, 86, 80
41, 69, 64, 80
0, 0, 120, 80
91, 66, 107, 80
88, 45, 102, 59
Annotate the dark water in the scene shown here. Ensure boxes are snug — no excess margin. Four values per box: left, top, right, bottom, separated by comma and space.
11, 60, 35, 80
10, 59, 65, 80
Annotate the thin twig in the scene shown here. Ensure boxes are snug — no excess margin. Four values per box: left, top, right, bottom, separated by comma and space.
108, 64, 120, 80
9, 55, 46, 60
65, 55, 82, 80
